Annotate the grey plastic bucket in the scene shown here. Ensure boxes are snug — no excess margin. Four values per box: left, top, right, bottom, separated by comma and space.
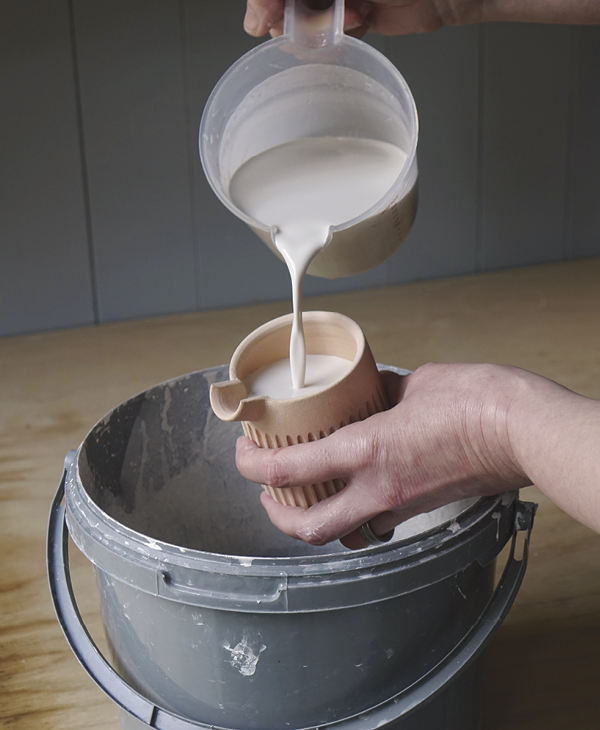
47, 365, 535, 730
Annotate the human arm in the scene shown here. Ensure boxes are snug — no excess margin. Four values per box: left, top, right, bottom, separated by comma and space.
244, 0, 600, 38
235, 362, 600, 548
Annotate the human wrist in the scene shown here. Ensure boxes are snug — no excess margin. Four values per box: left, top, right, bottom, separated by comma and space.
461, 364, 531, 492
504, 367, 600, 529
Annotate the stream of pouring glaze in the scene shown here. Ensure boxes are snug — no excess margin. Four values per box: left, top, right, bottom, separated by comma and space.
229, 136, 406, 390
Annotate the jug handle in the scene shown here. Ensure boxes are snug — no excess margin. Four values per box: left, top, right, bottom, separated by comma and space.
284, 0, 344, 49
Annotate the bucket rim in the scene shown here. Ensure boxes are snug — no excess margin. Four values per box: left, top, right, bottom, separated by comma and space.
65, 446, 517, 611
66, 361, 464, 568
69, 443, 499, 569
63, 364, 519, 612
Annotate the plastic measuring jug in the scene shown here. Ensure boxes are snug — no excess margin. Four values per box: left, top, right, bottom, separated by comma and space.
199, 0, 419, 279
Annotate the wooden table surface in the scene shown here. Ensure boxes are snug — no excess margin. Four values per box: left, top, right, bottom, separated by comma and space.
1, 258, 600, 729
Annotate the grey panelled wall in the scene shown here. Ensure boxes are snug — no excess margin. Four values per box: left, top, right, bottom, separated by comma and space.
480, 23, 571, 270
385, 25, 480, 283
0, 1, 95, 335
72, 1, 198, 323
1, 2, 600, 337
569, 26, 600, 259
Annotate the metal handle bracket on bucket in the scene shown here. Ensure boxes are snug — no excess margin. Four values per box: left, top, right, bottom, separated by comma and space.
48, 468, 536, 730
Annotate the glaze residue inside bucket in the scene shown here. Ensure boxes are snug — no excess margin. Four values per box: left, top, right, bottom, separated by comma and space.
58, 364, 528, 730
77, 365, 476, 558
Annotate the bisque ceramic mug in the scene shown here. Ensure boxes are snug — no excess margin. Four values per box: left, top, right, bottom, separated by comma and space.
210, 311, 389, 507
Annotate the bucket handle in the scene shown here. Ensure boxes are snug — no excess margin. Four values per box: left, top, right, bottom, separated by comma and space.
48, 466, 536, 730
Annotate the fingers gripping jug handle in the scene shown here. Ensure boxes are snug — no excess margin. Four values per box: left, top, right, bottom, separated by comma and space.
284, 0, 344, 48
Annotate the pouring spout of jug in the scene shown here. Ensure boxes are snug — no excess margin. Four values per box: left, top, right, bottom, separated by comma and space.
284, 0, 344, 50
210, 381, 266, 423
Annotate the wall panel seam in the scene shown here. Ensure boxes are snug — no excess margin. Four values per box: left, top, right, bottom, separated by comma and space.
179, 0, 202, 311
562, 25, 578, 261
68, 0, 100, 324
475, 23, 487, 273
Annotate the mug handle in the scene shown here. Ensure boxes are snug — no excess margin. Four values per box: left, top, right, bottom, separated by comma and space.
47, 464, 536, 730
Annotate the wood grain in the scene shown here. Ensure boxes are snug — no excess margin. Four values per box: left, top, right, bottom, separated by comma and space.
1, 258, 599, 728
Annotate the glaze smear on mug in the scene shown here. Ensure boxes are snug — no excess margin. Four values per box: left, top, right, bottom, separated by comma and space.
229, 136, 406, 390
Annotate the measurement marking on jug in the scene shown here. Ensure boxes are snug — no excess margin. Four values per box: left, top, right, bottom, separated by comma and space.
223, 636, 267, 676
